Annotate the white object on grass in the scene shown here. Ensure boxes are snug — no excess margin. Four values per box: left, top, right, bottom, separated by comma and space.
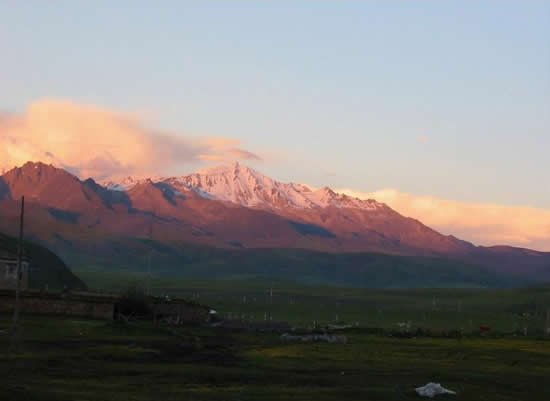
415, 383, 456, 398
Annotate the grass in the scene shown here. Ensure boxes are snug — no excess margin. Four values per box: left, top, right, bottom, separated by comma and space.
1, 314, 549, 400
77, 270, 550, 333
1, 272, 549, 400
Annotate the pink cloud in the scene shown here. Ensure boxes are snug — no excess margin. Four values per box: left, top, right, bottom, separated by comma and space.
338, 188, 550, 252
227, 148, 262, 160
0, 99, 261, 180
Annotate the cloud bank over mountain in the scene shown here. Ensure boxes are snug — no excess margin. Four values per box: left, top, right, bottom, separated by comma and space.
339, 188, 550, 251
0, 99, 261, 180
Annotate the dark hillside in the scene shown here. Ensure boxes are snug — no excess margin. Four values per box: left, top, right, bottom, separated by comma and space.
0, 232, 86, 290
62, 238, 522, 288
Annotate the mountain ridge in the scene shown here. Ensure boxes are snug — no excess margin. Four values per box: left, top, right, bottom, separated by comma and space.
1, 161, 550, 285
103, 161, 386, 212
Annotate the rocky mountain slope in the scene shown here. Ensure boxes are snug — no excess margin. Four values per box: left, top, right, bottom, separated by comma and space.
1, 161, 550, 284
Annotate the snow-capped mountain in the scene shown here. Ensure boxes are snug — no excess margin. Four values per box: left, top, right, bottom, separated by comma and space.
103, 162, 384, 212
4, 161, 550, 284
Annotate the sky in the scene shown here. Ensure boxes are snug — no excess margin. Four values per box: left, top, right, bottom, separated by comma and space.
1, 2, 549, 250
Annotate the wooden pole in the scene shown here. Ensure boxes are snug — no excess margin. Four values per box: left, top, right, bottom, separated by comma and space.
11, 196, 25, 352
147, 221, 153, 297
546, 308, 550, 336
147, 250, 152, 296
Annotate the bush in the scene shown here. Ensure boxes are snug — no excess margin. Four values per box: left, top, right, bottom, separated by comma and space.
116, 282, 150, 318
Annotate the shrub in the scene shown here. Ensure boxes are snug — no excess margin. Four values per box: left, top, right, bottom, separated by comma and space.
116, 282, 150, 318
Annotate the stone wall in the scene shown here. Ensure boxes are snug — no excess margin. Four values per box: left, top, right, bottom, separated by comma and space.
0, 290, 115, 320
0, 290, 211, 323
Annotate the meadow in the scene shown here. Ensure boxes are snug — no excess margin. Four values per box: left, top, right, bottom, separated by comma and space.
1, 314, 549, 400
78, 270, 550, 333
1, 271, 550, 400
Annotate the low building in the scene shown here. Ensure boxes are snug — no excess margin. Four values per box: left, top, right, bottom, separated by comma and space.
0, 290, 115, 319
0, 250, 29, 290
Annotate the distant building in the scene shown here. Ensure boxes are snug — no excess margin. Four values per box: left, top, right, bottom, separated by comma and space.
0, 250, 29, 290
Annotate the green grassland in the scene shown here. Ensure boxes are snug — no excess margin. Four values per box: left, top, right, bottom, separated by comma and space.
77, 270, 550, 333
1, 314, 549, 400
1, 271, 550, 400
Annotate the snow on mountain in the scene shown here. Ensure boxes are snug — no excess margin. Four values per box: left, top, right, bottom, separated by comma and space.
102, 175, 165, 191
167, 162, 319, 209
103, 162, 383, 211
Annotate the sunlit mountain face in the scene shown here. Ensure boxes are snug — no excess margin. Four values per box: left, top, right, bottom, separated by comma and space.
2, 161, 550, 286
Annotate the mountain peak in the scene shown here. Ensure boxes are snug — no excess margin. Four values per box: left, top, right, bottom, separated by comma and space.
0, 161, 107, 210
14, 161, 58, 173
4, 161, 78, 183
198, 161, 252, 177
99, 162, 385, 212
165, 163, 384, 211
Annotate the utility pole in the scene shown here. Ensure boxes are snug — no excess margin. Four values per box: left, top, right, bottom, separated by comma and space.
147, 221, 153, 297
11, 196, 25, 352
546, 308, 550, 336
147, 250, 152, 296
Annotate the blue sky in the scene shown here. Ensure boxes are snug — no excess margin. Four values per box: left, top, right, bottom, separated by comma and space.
1, 1, 549, 208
